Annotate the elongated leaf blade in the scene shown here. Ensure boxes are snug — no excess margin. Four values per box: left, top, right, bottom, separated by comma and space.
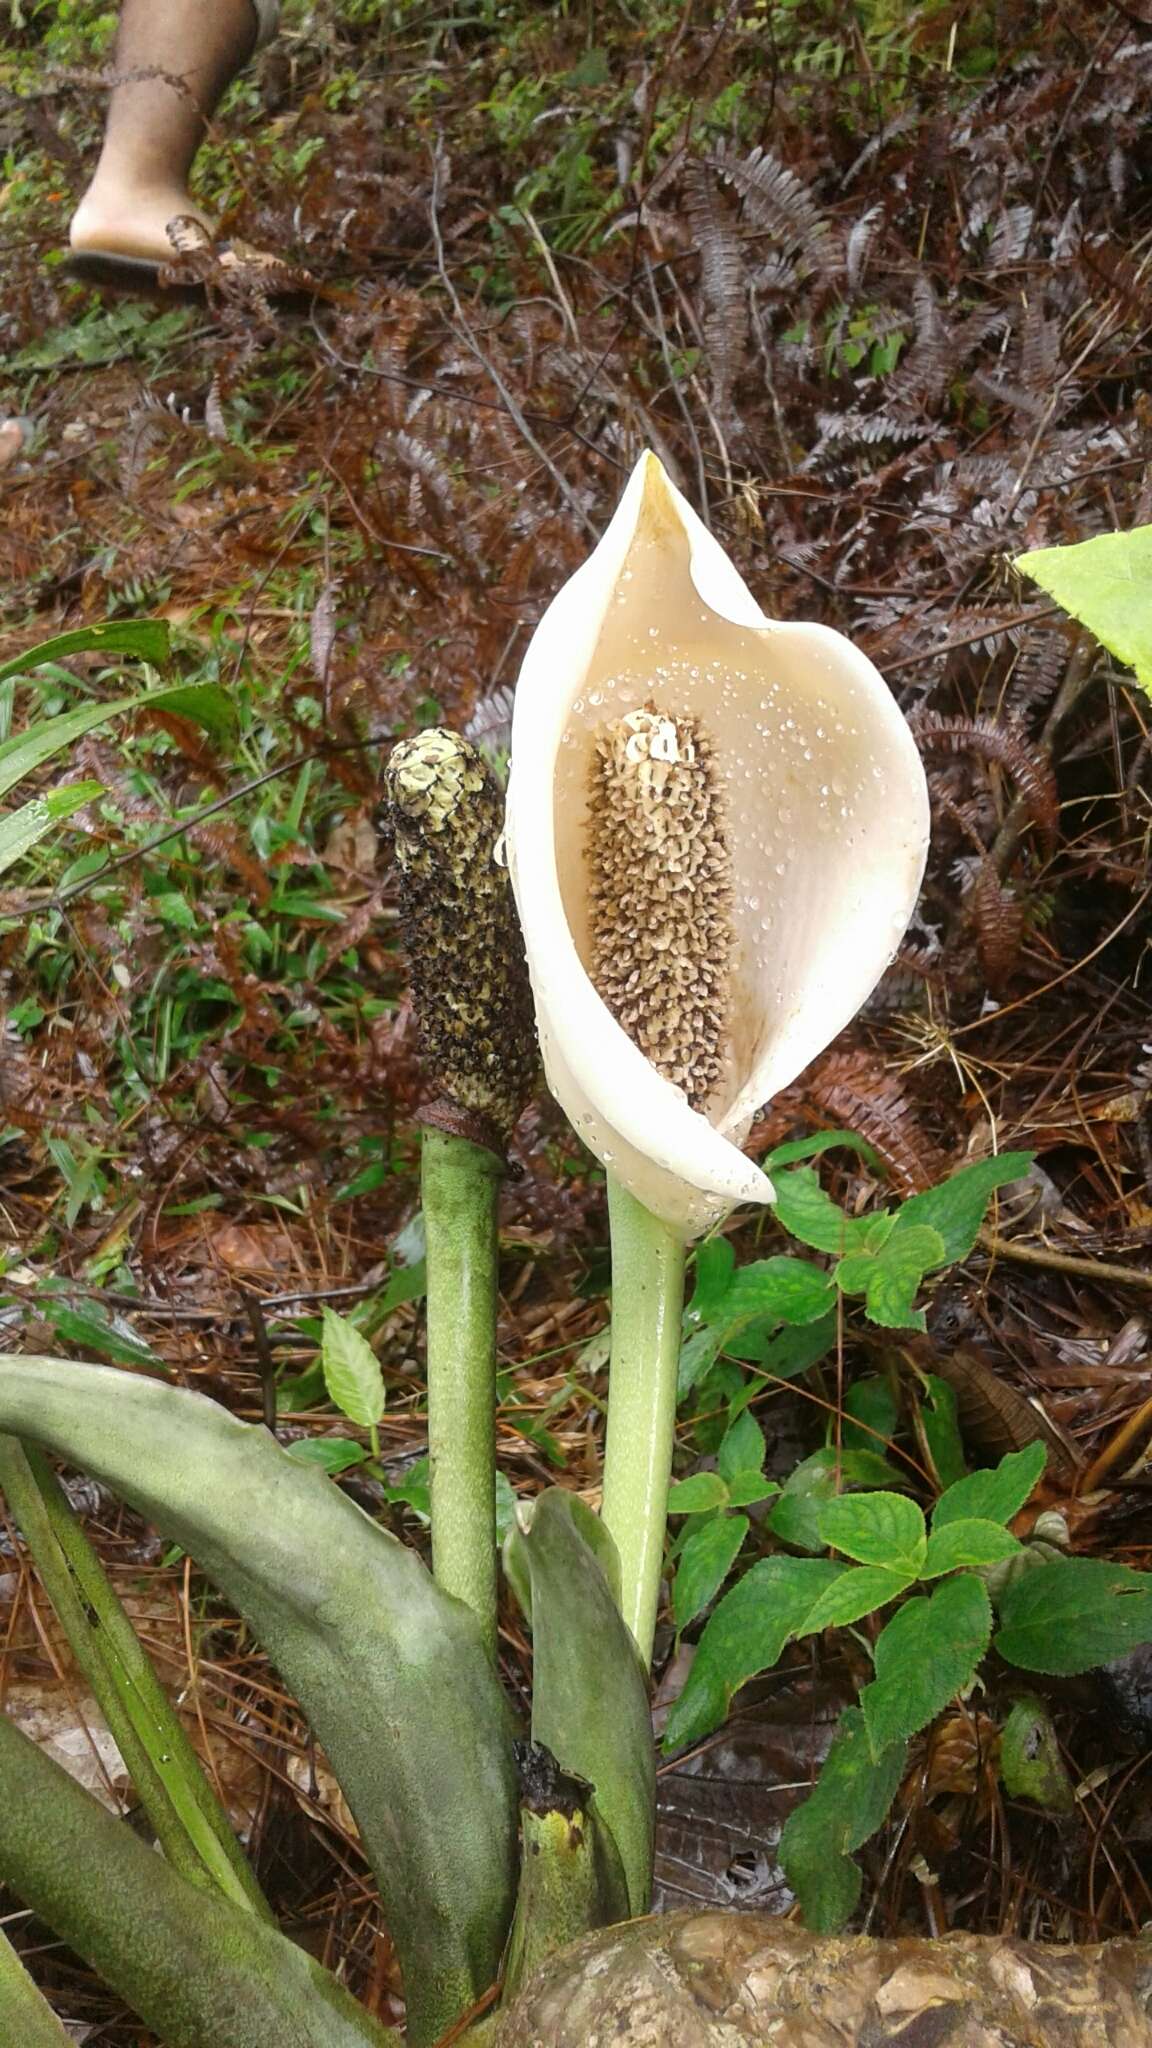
0, 1358, 516, 2047
0, 783, 103, 876
0, 683, 234, 803
779, 1706, 907, 1934
0, 1707, 396, 2048
662, 1554, 846, 1750
0, 621, 170, 687
506, 1490, 654, 1918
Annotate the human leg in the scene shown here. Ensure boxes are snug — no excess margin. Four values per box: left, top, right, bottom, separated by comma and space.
68, 0, 277, 266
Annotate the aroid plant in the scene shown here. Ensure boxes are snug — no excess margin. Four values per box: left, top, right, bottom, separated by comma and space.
0, 455, 930, 2045
505, 451, 930, 1659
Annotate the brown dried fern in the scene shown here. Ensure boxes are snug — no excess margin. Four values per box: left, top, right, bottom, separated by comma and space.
911, 713, 1060, 853
800, 1046, 947, 1193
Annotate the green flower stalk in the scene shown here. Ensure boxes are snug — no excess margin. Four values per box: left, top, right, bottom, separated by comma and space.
385, 730, 537, 1656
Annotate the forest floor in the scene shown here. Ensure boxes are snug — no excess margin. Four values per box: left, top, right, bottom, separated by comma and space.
2, 0, 1152, 2037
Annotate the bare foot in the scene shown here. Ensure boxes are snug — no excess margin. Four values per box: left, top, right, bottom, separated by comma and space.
68, 182, 216, 266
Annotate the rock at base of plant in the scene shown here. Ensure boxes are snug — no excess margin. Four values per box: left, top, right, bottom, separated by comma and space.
494, 1909, 1152, 2047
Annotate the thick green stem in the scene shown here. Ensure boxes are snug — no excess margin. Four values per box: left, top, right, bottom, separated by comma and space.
0, 1435, 269, 1921
0, 1709, 399, 2048
599, 1177, 687, 1670
0, 1926, 71, 2046
422, 1126, 503, 1661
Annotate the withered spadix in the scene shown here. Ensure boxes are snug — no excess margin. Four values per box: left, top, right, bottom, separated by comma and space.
385, 730, 536, 1148
504, 454, 930, 1238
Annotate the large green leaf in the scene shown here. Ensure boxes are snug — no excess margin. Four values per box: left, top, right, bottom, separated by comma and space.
892, 1152, 1034, 1263
672, 1513, 748, 1630
817, 1491, 926, 1574
723, 1255, 836, 1326
662, 1555, 846, 1751
0, 1358, 516, 2047
1016, 527, 1152, 695
0, 1707, 397, 2048
995, 1557, 1152, 1673
862, 1573, 991, 1757
778, 1706, 907, 1933
933, 1442, 1046, 1530
769, 1167, 873, 1254
505, 1490, 653, 1919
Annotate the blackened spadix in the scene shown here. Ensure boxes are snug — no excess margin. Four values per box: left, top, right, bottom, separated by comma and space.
385, 729, 537, 1148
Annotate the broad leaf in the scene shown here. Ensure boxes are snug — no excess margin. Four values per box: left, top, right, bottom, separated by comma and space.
662, 1556, 847, 1751
723, 1255, 837, 1326
1016, 527, 1152, 695
843, 1374, 899, 1457
717, 1410, 765, 1482
673, 1514, 749, 1630
320, 1308, 384, 1429
778, 1706, 907, 1933
862, 1573, 992, 1756
667, 1471, 729, 1514
922, 1518, 1021, 1576
836, 1224, 946, 1331
817, 1491, 927, 1574
798, 1564, 915, 1633
770, 1447, 907, 1554
727, 1310, 837, 1378
995, 1558, 1152, 1673
933, 1442, 1046, 1530
893, 1152, 1034, 1263
769, 1167, 874, 1254
285, 1438, 367, 1474
0, 1357, 516, 2045
725, 1471, 779, 1508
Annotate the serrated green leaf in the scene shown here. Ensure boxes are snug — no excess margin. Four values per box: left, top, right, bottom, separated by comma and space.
45, 1305, 165, 1373
994, 1558, 1152, 1673
761, 1129, 881, 1173
727, 1310, 837, 1378
770, 1168, 874, 1254
818, 1491, 927, 1573
893, 1152, 1034, 1263
718, 1410, 764, 1482
662, 1556, 847, 1751
1016, 528, 1152, 694
320, 1308, 385, 1429
769, 1447, 907, 1553
798, 1564, 915, 1633
667, 1471, 729, 1514
779, 1706, 907, 1933
838, 1224, 946, 1331
673, 1514, 749, 1630
922, 1518, 1021, 1576
724, 1255, 837, 1326
999, 1696, 1075, 1812
862, 1574, 992, 1756
933, 1442, 1046, 1530
724, 1471, 779, 1508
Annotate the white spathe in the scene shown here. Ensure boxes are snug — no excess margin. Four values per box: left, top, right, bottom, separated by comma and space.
504, 452, 930, 1239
